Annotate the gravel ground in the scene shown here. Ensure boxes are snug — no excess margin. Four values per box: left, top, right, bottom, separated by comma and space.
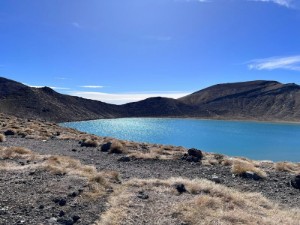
1, 136, 299, 210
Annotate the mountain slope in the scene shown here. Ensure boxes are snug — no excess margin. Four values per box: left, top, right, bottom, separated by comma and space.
1, 77, 300, 122
0, 77, 124, 122
179, 80, 300, 121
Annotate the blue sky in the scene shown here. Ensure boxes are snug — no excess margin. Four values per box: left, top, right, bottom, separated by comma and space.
1, 0, 300, 104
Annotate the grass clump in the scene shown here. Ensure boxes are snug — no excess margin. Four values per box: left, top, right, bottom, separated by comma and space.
232, 159, 267, 179
81, 139, 100, 147
109, 140, 127, 154
96, 177, 300, 225
0, 133, 6, 142
0, 146, 33, 159
275, 162, 300, 174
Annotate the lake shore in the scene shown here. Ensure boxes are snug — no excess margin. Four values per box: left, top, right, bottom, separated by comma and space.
1, 113, 300, 224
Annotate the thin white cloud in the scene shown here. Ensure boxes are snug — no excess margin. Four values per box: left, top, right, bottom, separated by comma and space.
250, 0, 293, 8
248, 55, 300, 71
68, 91, 191, 105
80, 85, 105, 89
50, 87, 71, 90
23, 83, 70, 90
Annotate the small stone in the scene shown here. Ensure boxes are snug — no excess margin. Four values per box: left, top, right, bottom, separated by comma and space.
59, 210, 65, 217
291, 175, 300, 189
57, 218, 74, 225
72, 215, 81, 223
241, 171, 262, 181
4, 129, 15, 135
211, 175, 221, 183
68, 191, 78, 198
38, 205, 44, 209
59, 199, 67, 206
174, 183, 187, 194
53, 198, 67, 206
137, 191, 149, 199
118, 156, 131, 162
101, 142, 112, 152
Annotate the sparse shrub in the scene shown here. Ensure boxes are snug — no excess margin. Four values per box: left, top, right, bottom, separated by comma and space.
0, 146, 32, 159
109, 140, 126, 154
0, 134, 6, 142
232, 160, 267, 179
90, 174, 107, 185
275, 162, 300, 174
81, 139, 100, 147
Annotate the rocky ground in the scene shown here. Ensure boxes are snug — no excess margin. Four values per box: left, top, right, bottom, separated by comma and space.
0, 114, 300, 225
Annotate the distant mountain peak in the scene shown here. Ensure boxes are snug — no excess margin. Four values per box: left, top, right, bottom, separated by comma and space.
0, 77, 299, 122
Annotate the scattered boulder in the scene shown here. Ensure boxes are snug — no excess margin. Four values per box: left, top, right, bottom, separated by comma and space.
57, 218, 74, 225
118, 156, 131, 162
4, 129, 15, 136
59, 211, 65, 217
188, 148, 203, 160
174, 183, 187, 194
101, 142, 112, 152
240, 171, 262, 181
291, 175, 300, 189
53, 198, 67, 206
72, 215, 81, 223
181, 148, 203, 162
137, 191, 149, 199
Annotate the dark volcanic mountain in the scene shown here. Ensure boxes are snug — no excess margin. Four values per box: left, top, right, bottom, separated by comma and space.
1, 77, 300, 122
0, 77, 124, 122
179, 80, 300, 121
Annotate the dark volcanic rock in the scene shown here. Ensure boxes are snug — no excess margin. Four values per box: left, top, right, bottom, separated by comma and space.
118, 156, 131, 162
137, 191, 149, 199
240, 171, 263, 181
4, 129, 15, 136
291, 175, 300, 189
174, 183, 187, 194
187, 148, 203, 160
101, 142, 112, 152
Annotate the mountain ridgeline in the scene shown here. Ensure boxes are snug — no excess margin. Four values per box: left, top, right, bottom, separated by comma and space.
0, 77, 300, 122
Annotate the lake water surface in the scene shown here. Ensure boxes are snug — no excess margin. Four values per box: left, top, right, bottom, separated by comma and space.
61, 118, 300, 162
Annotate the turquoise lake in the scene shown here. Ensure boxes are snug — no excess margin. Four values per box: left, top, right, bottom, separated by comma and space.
61, 118, 300, 162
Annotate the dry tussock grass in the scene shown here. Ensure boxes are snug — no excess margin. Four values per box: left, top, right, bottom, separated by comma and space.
109, 140, 127, 154
127, 146, 186, 160
0, 133, 6, 142
41, 155, 121, 198
231, 159, 267, 178
275, 162, 300, 174
97, 177, 300, 225
0, 146, 34, 160
0, 145, 118, 199
81, 139, 100, 147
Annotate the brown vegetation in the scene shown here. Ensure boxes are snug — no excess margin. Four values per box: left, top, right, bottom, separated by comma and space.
275, 162, 300, 174
96, 178, 300, 225
0, 134, 6, 142
109, 140, 127, 154
231, 159, 267, 178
